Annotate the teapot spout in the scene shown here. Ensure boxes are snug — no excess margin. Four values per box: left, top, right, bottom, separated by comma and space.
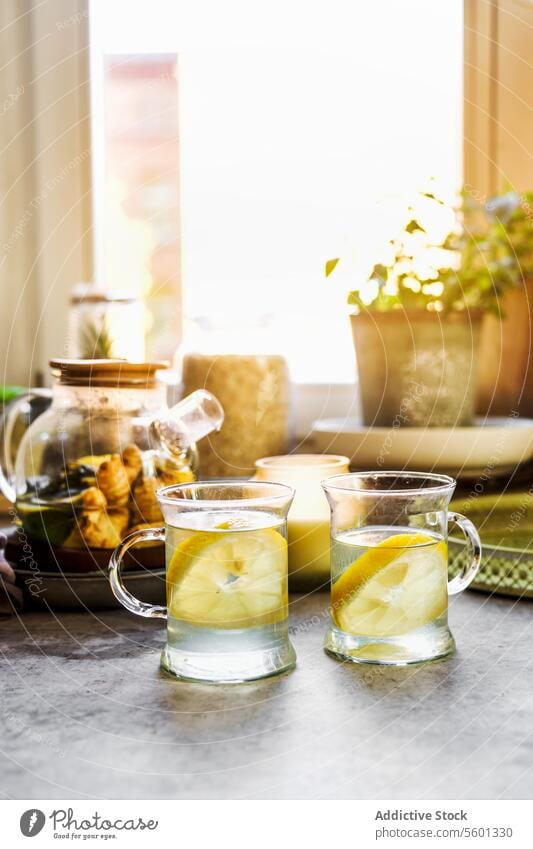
151, 389, 224, 455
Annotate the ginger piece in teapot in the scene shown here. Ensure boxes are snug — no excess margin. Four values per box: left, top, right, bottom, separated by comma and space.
64, 486, 106, 548
129, 521, 164, 533
128, 521, 164, 546
81, 486, 107, 511
130, 478, 163, 525
108, 507, 130, 538
96, 454, 130, 506
65, 486, 126, 549
77, 511, 122, 549
155, 454, 195, 486
122, 443, 143, 485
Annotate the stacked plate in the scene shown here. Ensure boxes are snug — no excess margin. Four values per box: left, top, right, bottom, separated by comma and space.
311, 417, 533, 479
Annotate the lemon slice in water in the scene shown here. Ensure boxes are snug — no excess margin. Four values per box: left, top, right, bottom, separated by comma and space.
167, 525, 287, 629
331, 532, 447, 638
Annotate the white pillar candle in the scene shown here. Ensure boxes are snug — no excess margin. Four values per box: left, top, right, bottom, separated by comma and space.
254, 454, 349, 588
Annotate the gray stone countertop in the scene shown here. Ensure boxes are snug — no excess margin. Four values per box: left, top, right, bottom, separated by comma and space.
0, 590, 532, 800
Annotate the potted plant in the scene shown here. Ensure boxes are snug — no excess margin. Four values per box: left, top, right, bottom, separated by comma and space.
326, 190, 520, 428
469, 191, 533, 417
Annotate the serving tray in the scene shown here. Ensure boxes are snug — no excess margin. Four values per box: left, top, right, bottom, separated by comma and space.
13, 566, 166, 610
3, 526, 166, 610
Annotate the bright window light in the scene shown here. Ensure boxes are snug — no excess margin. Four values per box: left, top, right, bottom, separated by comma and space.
90, 0, 463, 381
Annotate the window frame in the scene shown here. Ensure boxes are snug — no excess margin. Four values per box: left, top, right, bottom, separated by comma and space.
5, 1, 530, 434
0, 0, 92, 386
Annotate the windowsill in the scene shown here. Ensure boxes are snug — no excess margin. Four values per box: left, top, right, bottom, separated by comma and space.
168, 378, 361, 442
291, 381, 360, 439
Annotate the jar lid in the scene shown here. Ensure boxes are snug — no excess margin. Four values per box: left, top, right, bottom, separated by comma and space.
70, 291, 139, 305
49, 359, 170, 387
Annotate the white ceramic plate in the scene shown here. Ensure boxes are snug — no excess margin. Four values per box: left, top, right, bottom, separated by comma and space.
311, 417, 533, 478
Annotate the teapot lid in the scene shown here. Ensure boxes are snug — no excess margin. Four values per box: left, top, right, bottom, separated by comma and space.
49, 358, 170, 387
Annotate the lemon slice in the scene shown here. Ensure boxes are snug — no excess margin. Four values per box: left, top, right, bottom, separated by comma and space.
331, 532, 447, 637
75, 454, 112, 469
167, 526, 288, 629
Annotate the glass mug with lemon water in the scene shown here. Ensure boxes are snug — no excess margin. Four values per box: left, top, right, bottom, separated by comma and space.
322, 472, 482, 665
109, 481, 296, 683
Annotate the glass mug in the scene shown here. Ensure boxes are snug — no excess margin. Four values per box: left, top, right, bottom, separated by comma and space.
322, 472, 482, 665
109, 481, 296, 683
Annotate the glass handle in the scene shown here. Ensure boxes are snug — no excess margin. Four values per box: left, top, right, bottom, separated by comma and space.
0, 389, 53, 502
447, 511, 482, 596
108, 527, 167, 619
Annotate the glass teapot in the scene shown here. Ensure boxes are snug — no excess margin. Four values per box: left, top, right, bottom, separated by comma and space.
0, 359, 224, 551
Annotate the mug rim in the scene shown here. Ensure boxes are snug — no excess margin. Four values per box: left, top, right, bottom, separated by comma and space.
322, 470, 455, 496
157, 479, 295, 507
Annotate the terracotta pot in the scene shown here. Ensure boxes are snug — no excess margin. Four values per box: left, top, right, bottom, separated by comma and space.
476, 280, 533, 417
350, 309, 482, 428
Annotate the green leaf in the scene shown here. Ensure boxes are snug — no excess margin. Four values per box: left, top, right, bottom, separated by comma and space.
405, 219, 426, 235
325, 258, 340, 277
0, 385, 27, 404
80, 318, 116, 359
369, 263, 388, 283
347, 290, 365, 307
420, 192, 445, 205
330, 184, 533, 317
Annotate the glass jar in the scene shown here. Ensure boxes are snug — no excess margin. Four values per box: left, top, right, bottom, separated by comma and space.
68, 285, 145, 361
0, 360, 223, 551
254, 454, 350, 588
177, 314, 291, 477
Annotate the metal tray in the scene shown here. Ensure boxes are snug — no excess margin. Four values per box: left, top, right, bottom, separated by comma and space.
15, 567, 166, 610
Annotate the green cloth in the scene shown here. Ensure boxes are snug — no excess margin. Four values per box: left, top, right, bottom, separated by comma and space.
451, 492, 533, 551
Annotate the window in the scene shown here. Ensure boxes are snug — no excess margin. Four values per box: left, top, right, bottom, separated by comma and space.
90, 43, 180, 360
89, 0, 463, 381
3, 0, 531, 400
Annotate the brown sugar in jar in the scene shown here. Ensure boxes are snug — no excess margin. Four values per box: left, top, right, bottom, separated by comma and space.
182, 353, 290, 477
